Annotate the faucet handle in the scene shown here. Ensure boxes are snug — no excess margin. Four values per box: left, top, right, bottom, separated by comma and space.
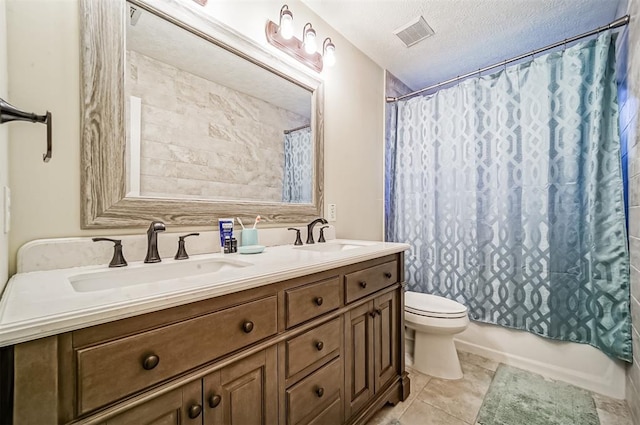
92, 237, 128, 268
287, 228, 303, 246
318, 226, 329, 243
175, 233, 200, 260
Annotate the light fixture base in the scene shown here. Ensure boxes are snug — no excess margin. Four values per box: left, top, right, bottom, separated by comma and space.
265, 20, 323, 72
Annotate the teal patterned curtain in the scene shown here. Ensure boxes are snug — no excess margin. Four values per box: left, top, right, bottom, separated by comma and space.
282, 127, 313, 203
386, 32, 632, 362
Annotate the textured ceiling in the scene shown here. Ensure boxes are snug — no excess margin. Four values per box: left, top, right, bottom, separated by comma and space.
302, 0, 621, 91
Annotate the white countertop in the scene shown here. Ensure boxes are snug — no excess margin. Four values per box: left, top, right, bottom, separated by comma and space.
0, 240, 409, 347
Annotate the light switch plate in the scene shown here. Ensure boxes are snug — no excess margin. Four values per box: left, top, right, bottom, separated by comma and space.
3, 186, 10, 234
327, 203, 337, 222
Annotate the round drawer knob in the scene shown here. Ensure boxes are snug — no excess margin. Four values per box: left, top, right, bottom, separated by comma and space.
315, 341, 324, 351
142, 354, 160, 370
359, 281, 367, 288
375, 308, 383, 316
242, 321, 254, 333
209, 394, 222, 408
315, 387, 324, 397
384, 272, 392, 279
315, 296, 323, 306
369, 310, 376, 318
188, 404, 202, 419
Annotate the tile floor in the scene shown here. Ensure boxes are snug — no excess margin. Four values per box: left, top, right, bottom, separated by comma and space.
367, 351, 633, 425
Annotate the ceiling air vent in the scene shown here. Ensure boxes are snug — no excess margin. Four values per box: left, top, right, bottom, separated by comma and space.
394, 16, 435, 48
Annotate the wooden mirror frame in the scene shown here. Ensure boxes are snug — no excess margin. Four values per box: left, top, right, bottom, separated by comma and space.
80, 0, 324, 229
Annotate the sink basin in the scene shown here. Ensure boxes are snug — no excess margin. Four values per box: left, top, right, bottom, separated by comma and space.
69, 258, 252, 292
294, 241, 371, 253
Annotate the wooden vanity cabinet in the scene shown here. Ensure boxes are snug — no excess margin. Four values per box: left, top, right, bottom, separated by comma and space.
10, 253, 409, 425
374, 291, 399, 392
100, 380, 202, 425
203, 347, 278, 425
344, 290, 398, 418
102, 348, 277, 425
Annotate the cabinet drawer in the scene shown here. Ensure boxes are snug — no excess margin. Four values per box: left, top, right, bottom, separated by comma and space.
286, 357, 342, 425
76, 296, 277, 414
286, 318, 340, 378
345, 261, 397, 303
285, 276, 340, 328
306, 396, 343, 425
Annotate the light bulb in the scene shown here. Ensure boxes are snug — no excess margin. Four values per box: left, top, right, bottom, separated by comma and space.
324, 43, 335, 67
304, 29, 317, 54
280, 11, 293, 40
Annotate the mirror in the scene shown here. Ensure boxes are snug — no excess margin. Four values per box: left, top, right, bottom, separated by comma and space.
126, 3, 314, 203
80, 0, 324, 228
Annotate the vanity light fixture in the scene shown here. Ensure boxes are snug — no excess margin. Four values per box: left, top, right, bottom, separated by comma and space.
265, 5, 336, 73
323, 38, 336, 67
279, 5, 294, 39
302, 23, 317, 54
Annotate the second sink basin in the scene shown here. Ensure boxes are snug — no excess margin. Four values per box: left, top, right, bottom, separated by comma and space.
295, 241, 373, 253
69, 258, 252, 292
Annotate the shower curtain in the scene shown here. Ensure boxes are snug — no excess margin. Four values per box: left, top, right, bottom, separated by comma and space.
282, 127, 313, 203
386, 32, 632, 362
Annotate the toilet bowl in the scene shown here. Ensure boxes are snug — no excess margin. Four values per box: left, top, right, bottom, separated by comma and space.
404, 291, 469, 380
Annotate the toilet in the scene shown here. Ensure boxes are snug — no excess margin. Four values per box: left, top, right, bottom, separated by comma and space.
404, 291, 469, 380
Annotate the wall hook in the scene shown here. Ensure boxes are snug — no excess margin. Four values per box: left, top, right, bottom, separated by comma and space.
0, 97, 52, 162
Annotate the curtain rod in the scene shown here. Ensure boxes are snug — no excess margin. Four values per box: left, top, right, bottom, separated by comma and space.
284, 124, 310, 134
386, 14, 630, 103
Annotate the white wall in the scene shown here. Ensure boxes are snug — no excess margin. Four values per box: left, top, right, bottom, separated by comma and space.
0, 0, 9, 292
5, 0, 385, 275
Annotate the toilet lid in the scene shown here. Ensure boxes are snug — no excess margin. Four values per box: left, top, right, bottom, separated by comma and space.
405, 291, 467, 317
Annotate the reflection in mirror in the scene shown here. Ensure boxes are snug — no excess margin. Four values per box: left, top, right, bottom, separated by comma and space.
125, 1, 314, 203
80, 0, 323, 228
283, 125, 313, 203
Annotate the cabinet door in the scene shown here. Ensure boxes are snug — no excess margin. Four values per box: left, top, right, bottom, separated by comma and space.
203, 347, 277, 425
374, 290, 398, 392
344, 301, 374, 418
104, 379, 202, 425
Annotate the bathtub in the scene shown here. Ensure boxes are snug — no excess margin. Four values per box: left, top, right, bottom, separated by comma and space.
406, 321, 627, 399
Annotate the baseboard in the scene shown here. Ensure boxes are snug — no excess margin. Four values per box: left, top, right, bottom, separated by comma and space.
453, 338, 626, 399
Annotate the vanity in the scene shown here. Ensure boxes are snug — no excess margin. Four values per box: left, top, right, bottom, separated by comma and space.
0, 0, 413, 422
0, 240, 410, 424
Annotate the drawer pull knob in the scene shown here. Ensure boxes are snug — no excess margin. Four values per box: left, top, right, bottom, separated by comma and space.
315, 296, 323, 306
384, 272, 392, 279
315, 341, 324, 351
315, 387, 325, 397
188, 404, 202, 419
142, 354, 160, 370
359, 281, 367, 288
242, 321, 254, 333
375, 308, 383, 316
369, 310, 376, 318
209, 394, 222, 408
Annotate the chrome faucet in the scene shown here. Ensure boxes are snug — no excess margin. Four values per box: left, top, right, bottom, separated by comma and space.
306, 217, 328, 244
144, 221, 166, 263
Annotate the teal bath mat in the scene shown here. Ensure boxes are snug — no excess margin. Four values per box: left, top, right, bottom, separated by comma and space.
476, 365, 599, 425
